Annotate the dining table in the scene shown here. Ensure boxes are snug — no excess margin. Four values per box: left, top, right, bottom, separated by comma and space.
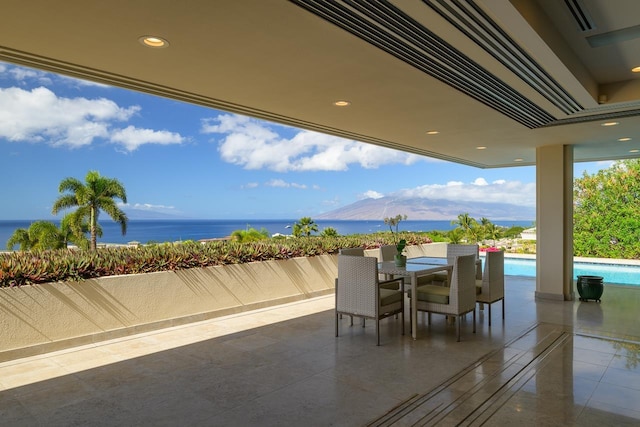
378, 258, 453, 340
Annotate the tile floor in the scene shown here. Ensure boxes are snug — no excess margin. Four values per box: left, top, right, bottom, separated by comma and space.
0, 277, 639, 426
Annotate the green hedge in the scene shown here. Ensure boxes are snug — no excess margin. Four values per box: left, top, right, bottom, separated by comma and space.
0, 233, 431, 287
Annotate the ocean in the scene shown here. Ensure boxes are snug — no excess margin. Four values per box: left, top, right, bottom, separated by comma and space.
0, 219, 533, 247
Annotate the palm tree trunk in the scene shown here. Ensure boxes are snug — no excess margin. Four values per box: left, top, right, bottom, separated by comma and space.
90, 207, 97, 250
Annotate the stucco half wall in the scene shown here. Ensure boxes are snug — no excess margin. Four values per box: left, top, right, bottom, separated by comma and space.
0, 243, 446, 361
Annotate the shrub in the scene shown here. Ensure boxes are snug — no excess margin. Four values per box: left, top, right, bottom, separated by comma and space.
0, 233, 433, 287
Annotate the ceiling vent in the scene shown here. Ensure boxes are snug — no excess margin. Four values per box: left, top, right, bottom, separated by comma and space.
564, 0, 595, 32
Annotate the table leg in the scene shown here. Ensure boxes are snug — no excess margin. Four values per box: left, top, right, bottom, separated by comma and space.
411, 272, 417, 340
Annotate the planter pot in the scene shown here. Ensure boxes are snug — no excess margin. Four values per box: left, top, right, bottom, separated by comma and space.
576, 275, 604, 302
394, 254, 407, 267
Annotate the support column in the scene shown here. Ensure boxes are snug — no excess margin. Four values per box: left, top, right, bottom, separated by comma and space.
535, 145, 574, 300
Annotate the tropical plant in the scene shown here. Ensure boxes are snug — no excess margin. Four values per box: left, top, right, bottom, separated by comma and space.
292, 217, 318, 237
6, 214, 90, 250
484, 223, 502, 247
320, 227, 339, 237
6, 221, 59, 251
451, 213, 478, 243
0, 232, 434, 287
51, 170, 128, 251
574, 159, 640, 258
230, 227, 269, 243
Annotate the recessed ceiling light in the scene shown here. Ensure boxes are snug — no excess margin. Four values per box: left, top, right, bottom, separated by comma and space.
601, 121, 619, 126
333, 100, 351, 107
632, 66, 640, 73
630, 149, 639, 153
619, 137, 632, 141
426, 130, 439, 135
514, 158, 523, 162
139, 35, 169, 48
476, 146, 487, 150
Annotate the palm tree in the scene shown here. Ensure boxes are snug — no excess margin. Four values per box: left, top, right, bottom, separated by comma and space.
6, 216, 87, 250
451, 213, 477, 242
320, 227, 339, 237
293, 217, 318, 237
485, 223, 502, 247
52, 170, 128, 250
59, 213, 93, 249
479, 217, 490, 239
230, 227, 269, 243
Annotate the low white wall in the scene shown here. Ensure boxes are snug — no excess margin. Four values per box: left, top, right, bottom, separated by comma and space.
0, 254, 338, 361
0, 243, 442, 361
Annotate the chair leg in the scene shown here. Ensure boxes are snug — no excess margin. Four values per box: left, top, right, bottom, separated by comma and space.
502, 298, 505, 320
456, 315, 461, 342
362, 318, 366, 328
350, 315, 353, 326
473, 308, 476, 333
488, 303, 492, 327
335, 311, 339, 337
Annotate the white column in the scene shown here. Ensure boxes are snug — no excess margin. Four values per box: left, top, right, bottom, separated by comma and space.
535, 145, 574, 300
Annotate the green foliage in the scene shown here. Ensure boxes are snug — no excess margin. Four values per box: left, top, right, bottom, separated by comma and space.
292, 217, 319, 237
502, 226, 526, 239
320, 227, 339, 237
230, 227, 269, 243
52, 170, 128, 251
451, 213, 479, 243
574, 159, 640, 258
0, 233, 433, 287
6, 214, 90, 251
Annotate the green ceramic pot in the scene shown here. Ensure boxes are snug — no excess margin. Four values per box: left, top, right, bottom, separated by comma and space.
577, 275, 604, 302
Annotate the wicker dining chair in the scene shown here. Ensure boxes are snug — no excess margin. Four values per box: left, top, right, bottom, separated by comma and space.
432, 244, 481, 285
476, 250, 505, 326
409, 254, 476, 341
339, 247, 365, 256
335, 255, 404, 345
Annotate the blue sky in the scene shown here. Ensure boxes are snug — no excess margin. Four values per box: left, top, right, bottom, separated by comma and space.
0, 62, 609, 220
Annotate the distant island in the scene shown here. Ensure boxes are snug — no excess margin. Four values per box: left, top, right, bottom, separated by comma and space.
315, 196, 535, 221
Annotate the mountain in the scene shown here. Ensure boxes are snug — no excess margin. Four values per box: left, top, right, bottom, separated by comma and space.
316, 197, 534, 221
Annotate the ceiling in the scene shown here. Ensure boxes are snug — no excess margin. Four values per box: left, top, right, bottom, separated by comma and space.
1, 0, 640, 168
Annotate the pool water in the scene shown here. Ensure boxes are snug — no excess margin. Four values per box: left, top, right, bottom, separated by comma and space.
498, 257, 640, 286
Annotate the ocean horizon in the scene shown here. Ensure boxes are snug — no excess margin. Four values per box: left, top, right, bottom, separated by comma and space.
0, 219, 534, 247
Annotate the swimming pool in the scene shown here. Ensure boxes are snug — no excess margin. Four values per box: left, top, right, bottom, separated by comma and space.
497, 256, 640, 286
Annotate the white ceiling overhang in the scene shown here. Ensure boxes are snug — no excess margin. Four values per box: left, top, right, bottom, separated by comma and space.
1, 0, 639, 168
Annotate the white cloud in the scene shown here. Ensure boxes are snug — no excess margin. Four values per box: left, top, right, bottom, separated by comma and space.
110, 126, 184, 152
202, 113, 425, 172
242, 182, 259, 189
2, 62, 106, 88
0, 86, 136, 147
118, 202, 177, 214
130, 203, 175, 211
6, 66, 53, 86
473, 177, 488, 186
265, 179, 307, 189
398, 179, 535, 207
0, 86, 185, 151
360, 190, 385, 199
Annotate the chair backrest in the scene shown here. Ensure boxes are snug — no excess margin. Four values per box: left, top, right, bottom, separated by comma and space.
447, 244, 481, 279
449, 254, 477, 313
336, 255, 378, 318
379, 245, 396, 262
481, 250, 504, 300
446, 244, 479, 263
339, 247, 365, 256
